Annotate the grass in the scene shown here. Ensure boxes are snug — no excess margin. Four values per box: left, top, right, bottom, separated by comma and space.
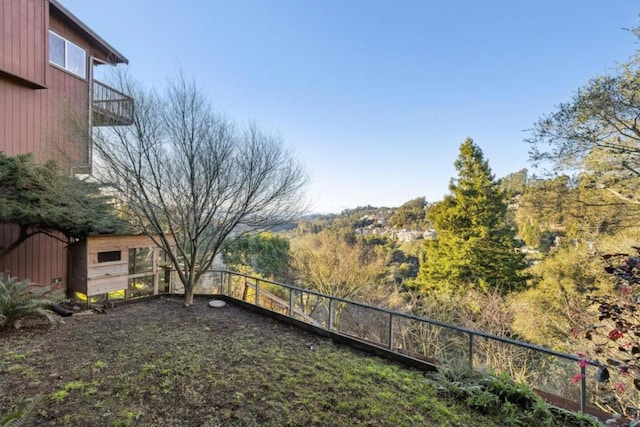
0, 297, 598, 426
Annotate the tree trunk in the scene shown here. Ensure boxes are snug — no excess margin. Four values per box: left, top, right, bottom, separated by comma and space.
184, 286, 195, 307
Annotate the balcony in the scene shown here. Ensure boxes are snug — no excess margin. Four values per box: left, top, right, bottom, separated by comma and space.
92, 80, 134, 126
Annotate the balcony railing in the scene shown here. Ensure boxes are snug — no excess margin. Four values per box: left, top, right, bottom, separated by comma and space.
92, 80, 134, 126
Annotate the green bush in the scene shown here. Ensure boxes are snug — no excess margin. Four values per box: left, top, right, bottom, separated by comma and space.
0, 396, 40, 427
0, 274, 64, 329
428, 367, 600, 426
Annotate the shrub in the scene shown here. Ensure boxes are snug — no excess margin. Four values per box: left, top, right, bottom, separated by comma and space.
428, 367, 599, 426
0, 396, 40, 427
0, 274, 64, 329
574, 247, 640, 417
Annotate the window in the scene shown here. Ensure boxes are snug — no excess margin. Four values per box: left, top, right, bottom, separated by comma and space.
97, 251, 122, 263
49, 31, 86, 78
128, 247, 153, 275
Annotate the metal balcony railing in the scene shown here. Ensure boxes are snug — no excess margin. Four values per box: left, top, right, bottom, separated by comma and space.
92, 80, 134, 126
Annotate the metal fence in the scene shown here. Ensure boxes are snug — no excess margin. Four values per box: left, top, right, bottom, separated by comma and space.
184, 269, 598, 414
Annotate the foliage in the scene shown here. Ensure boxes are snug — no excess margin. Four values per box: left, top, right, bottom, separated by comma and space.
0, 152, 127, 258
510, 244, 605, 350
527, 28, 640, 214
291, 231, 387, 304
0, 397, 40, 427
514, 175, 634, 249
0, 274, 64, 329
574, 247, 640, 417
403, 289, 548, 385
222, 232, 291, 281
91, 72, 307, 306
514, 175, 573, 249
388, 197, 429, 230
428, 367, 599, 426
296, 206, 390, 240
417, 138, 529, 293
498, 168, 528, 199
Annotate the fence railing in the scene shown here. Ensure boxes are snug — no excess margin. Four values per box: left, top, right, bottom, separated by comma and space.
92, 80, 134, 126
175, 269, 603, 414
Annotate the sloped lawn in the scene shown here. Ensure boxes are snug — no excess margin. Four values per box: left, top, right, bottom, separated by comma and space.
0, 297, 594, 426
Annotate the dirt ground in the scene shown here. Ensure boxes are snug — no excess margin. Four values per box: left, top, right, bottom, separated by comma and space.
0, 296, 584, 426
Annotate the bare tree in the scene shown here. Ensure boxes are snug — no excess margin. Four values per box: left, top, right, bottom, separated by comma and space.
290, 231, 387, 325
92, 73, 307, 306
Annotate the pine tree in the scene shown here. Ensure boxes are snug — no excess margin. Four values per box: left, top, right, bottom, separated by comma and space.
417, 138, 528, 293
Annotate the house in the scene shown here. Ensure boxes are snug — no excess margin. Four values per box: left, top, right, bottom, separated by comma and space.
0, 0, 133, 290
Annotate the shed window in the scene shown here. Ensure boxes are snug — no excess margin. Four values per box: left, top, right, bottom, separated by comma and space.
129, 248, 153, 274
97, 251, 122, 263
49, 31, 86, 78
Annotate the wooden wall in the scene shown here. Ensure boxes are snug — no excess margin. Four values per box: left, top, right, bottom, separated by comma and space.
69, 235, 172, 297
0, 225, 67, 289
1, 1, 121, 169
67, 238, 87, 294
0, 0, 47, 86
0, 0, 125, 290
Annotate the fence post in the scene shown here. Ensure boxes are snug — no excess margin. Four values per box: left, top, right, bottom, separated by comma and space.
255, 279, 260, 306
329, 298, 335, 331
388, 313, 394, 350
243, 275, 247, 301
289, 288, 294, 317
580, 365, 586, 414
468, 333, 474, 371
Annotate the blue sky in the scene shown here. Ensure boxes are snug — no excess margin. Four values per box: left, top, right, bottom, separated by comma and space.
62, 1, 639, 213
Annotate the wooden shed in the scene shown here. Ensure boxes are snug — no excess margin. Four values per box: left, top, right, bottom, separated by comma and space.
68, 234, 173, 302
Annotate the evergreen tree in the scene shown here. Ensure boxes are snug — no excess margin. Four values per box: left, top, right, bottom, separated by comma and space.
0, 153, 127, 259
417, 139, 528, 293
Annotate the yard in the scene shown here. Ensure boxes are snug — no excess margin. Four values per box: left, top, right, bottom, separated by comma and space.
0, 297, 597, 426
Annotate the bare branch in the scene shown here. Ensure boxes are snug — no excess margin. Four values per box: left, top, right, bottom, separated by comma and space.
91, 71, 308, 305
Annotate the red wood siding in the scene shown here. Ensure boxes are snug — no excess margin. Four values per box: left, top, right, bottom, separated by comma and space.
0, 225, 67, 290
0, 1, 127, 290
0, 0, 47, 86
1, 5, 90, 169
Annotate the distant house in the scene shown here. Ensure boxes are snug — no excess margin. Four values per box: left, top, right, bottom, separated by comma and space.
0, 0, 133, 290
397, 229, 424, 243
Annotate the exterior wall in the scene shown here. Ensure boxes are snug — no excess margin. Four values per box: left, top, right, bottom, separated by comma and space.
0, 0, 47, 86
0, 0, 127, 290
0, 1, 123, 170
0, 1, 86, 289
1, 6, 91, 169
0, 225, 67, 289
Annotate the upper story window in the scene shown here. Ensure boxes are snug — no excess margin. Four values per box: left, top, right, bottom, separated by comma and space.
49, 31, 86, 79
